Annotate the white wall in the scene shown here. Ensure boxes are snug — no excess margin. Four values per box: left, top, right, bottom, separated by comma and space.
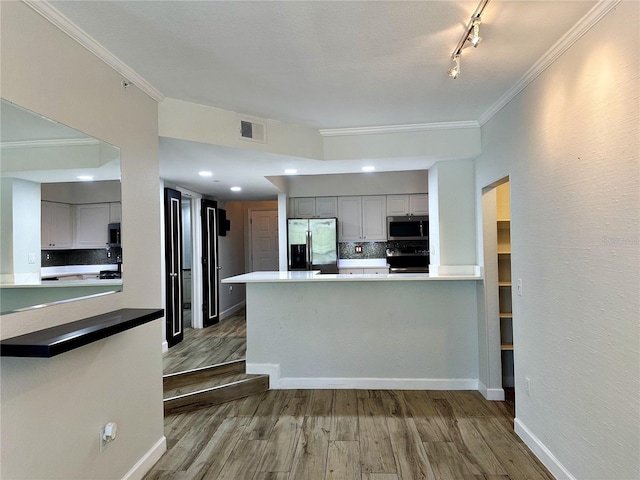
0, 178, 41, 282
429, 159, 477, 270
287, 170, 428, 197
1, 3, 164, 479
475, 3, 639, 479
42, 180, 121, 204
218, 201, 247, 315
159, 98, 324, 160
247, 280, 479, 388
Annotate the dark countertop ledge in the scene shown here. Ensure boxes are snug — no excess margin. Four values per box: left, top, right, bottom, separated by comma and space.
0, 308, 164, 358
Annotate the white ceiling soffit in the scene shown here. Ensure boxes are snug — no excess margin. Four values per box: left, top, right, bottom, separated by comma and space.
24, 1, 612, 130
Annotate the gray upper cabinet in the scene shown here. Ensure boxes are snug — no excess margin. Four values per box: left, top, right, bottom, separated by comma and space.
386, 194, 428, 216
41, 202, 72, 249
75, 203, 110, 248
338, 195, 387, 241
292, 197, 337, 218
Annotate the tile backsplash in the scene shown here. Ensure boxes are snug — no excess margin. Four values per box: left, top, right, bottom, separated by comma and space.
41, 248, 122, 267
339, 242, 386, 259
339, 240, 429, 259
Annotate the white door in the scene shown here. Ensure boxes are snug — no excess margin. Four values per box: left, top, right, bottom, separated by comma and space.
251, 210, 279, 271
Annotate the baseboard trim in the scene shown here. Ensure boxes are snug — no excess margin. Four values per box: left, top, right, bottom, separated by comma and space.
246, 364, 478, 390
121, 436, 166, 480
275, 377, 478, 390
478, 381, 505, 401
220, 301, 246, 321
246, 363, 279, 388
515, 418, 575, 480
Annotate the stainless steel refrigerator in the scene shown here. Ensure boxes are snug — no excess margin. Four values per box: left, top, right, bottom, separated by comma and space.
287, 218, 338, 273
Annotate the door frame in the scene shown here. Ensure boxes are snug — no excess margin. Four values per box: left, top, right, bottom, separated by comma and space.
164, 187, 184, 348
177, 187, 204, 329
201, 199, 220, 326
480, 175, 511, 400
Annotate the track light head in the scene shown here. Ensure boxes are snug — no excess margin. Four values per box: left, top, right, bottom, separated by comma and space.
469, 20, 482, 47
448, 56, 461, 79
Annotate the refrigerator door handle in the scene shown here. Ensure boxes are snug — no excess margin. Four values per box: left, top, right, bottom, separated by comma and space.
306, 230, 312, 269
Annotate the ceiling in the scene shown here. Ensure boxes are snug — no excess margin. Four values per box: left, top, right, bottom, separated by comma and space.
46, 1, 596, 199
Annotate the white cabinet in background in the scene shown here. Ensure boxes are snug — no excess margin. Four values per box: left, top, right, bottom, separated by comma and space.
339, 267, 389, 275
292, 197, 337, 218
386, 194, 428, 216
41, 202, 73, 248
338, 197, 362, 241
315, 197, 338, 218
362, 196, 387, 240
109, 202, 122, 223
75, 203, 110, 248
338, 196, 387, 241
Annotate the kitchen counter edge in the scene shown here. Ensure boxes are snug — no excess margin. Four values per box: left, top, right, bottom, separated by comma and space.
223, 268, 482, 283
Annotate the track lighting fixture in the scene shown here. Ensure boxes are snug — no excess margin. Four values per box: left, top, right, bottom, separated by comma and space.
469, 20, 482, 47
448, 55, 461, 79
447, 0, 490, 79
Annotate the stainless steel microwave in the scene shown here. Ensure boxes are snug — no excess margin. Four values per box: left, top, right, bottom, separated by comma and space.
387, 216, 428, 240
107, 222, 121, 247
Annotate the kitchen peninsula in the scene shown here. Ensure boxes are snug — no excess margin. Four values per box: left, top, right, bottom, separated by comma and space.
223, 269, 483, 391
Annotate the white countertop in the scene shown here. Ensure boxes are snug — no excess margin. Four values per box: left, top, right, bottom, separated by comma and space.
1, 279, 122, 288
223, 268, 482, 283
41, 265, 119, 278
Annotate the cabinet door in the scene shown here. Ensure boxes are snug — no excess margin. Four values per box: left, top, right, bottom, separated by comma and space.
362, 196, 387, 241
409, 194, 429, 215
387, 195, 409, 216
339, 268, 364, 275
110, 202, 122, 223
338, 196, 362, 241
293, 198, 316, 218
364, 268, 389, 275
41, 202, 72, 248
75, 204, 110, 247
315, 197, 338, 218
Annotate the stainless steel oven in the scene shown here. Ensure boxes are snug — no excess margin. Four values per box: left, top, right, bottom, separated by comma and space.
386, 247, 429, 273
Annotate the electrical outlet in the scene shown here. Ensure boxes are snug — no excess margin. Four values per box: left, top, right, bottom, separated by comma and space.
228, 285, 233, 295
354, 245, 363, 254
516, 278, 523, 296
525, 377, 532, 396
100, 422, 117, 452
28, 253, 36, 264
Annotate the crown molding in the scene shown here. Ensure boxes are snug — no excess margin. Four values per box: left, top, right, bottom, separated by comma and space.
479, 0, 621, 126
0, 138, 100, 149
23, 0, 165, 103
319, 121, 480, 137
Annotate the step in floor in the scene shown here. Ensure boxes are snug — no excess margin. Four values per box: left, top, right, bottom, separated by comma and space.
163, 361, 269, 415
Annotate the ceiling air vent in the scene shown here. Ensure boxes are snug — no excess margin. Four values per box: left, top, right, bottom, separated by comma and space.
239, 120, 267, 143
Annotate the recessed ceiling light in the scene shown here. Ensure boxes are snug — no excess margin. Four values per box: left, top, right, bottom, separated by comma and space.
77, 175, 94, 181
362, 166, 376, 172
230, 186, 242, 192
198, 171, 213, 177
284, 169, 298, 175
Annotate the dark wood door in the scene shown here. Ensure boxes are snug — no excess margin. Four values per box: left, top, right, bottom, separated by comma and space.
164, 188, 184, 347
202, 199, 219, 326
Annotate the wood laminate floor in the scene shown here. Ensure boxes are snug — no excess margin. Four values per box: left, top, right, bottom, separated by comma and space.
155, 308, 541, 479
163, 309, 247, 375
145, 389, 550, 480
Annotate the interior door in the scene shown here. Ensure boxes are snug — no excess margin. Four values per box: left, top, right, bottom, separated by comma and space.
201, 199, 219, 327
164, 187, 183, 347
251, 210, 279, 271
